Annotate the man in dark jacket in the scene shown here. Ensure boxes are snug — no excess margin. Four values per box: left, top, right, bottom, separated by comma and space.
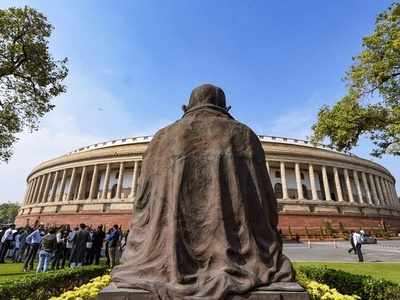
69, 223, 91, 267
91, 225, 105, 265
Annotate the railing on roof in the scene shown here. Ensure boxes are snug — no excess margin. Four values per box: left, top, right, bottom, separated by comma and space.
68, 135, 354, 156
257, 135, 354, 156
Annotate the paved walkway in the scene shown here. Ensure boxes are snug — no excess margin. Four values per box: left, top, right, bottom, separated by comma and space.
283, 240, 400, 262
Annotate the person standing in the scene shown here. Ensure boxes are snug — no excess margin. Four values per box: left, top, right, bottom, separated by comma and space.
11, 228, 21, 262
84, 227, 94, 265
106, 224, 120, 268
347, 230, 356, 254
16, 228, 29, 262
69, 223, 91, 268
24, 224, 44, 271
91, 225, 105, 265
0, 224, 15, 263
37, 228, 57, 272
52, 227, 66, 269
353, 230, 364, 262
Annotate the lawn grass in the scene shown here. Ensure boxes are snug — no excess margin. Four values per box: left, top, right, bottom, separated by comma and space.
1, 261, 400, 286
0, 262, 36, 282
293, 261, 400, 284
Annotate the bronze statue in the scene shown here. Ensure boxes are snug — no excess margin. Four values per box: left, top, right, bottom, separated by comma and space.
111, 84, 297, 299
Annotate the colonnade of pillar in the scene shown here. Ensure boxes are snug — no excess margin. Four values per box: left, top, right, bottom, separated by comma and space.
266, 161, 398, 208
23, 160, 399, 210
23, 160, 141, 205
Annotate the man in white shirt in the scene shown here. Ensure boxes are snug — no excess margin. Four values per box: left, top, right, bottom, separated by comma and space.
23, 224, 44, 271
0, 224, 15, 263
353, 230, 364, 262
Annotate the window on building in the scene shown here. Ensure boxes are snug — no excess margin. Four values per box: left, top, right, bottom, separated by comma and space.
302, 184, 308, 199
274, 183, 283, 199
301, 172, 304, 180
111, 183, 117, 199
275, 171, 281, 178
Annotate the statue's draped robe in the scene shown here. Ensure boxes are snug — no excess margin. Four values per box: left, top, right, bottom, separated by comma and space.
112, 106, 294, 300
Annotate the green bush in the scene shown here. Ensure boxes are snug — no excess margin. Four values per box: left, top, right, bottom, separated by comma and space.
297, 266, 400, 300
0, 265, 108, 300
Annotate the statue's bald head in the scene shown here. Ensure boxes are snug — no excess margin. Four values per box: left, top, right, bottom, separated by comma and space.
185, 84, 228, 111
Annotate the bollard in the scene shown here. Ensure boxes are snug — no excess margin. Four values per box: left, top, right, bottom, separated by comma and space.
333, 239, 337, 248
308, 240, 311, 248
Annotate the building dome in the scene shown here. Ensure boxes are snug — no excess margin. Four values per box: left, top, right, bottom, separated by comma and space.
16, 135, 400, 235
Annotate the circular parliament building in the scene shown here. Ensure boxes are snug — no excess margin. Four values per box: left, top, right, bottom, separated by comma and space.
16, 135, 400, 236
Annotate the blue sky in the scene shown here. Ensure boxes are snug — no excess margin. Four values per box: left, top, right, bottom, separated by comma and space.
0, 1, 399, 202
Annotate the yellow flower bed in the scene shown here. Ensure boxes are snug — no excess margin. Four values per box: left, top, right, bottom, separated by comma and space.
306, 280, 360, 300
50, 273, 359, 300
49, 274, 111, 300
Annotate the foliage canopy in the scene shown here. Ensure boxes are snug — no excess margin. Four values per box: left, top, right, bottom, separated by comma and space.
0, 6, 68, 162
311, 3, 400, 157
0, 202, 20, 224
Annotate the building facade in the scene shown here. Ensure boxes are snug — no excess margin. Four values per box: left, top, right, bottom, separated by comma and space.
16, 135, 400, 235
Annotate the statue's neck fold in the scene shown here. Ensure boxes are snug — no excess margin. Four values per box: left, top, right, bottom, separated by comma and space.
182, 104, 233, 119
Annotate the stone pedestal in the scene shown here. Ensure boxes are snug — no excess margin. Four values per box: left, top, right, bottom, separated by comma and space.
98, 282, 309, 300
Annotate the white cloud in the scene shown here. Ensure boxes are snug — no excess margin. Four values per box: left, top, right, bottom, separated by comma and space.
266, 109, 315, 140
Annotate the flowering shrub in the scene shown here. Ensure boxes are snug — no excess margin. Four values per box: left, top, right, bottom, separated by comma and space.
49, 274, 111, 300
306, 280, 360, 300
0, 265, 108, 300
298, 266, 400, 300
296, 270, 360, 300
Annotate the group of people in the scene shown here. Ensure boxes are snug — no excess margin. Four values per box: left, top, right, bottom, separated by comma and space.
0, 223, 128, 273
348, 229, 366, 262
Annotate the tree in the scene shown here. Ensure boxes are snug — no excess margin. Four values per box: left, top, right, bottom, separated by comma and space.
311, 3, 400, 157
0, 6, 68, 162
0, 202, 20, 224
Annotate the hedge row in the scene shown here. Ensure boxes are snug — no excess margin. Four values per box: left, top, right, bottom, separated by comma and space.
297, 266, 400, 300
0, 265, 108, 300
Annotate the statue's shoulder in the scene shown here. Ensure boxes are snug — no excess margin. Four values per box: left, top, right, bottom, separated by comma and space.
151, 120, 181, 141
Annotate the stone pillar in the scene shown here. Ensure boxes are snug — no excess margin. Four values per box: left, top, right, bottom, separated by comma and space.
49, 171, 59, 202
361, 172, 372, 205
369, 173, 379, 205
308, 164, 318, 200
333, 167, 343, 202
322, 165, 331, 201
42, 173, 52, 203
58, 169, 67, 202
23, 181, 32, 205
30, 179, 39, 204
24, 181, 34, 205
389, 181, 397, 207
295, 163, 303, 200
36, 175, 47, 203
375, 176, 385, 206
344, 169, 354, 203
383, 180, 393, 207
381, 178, 391, 207
390, 182, 398, 207
280, 161, 288, 199
266, 161, 270, 175
353, 170, 363, 204
129, 161, 139, 198
101, 164, 111, 199
66, 168, 77, 201
88, 165, 99, 200
31, 176, 42, 204
116, 162, 125, 199
77, 166, 87, 200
